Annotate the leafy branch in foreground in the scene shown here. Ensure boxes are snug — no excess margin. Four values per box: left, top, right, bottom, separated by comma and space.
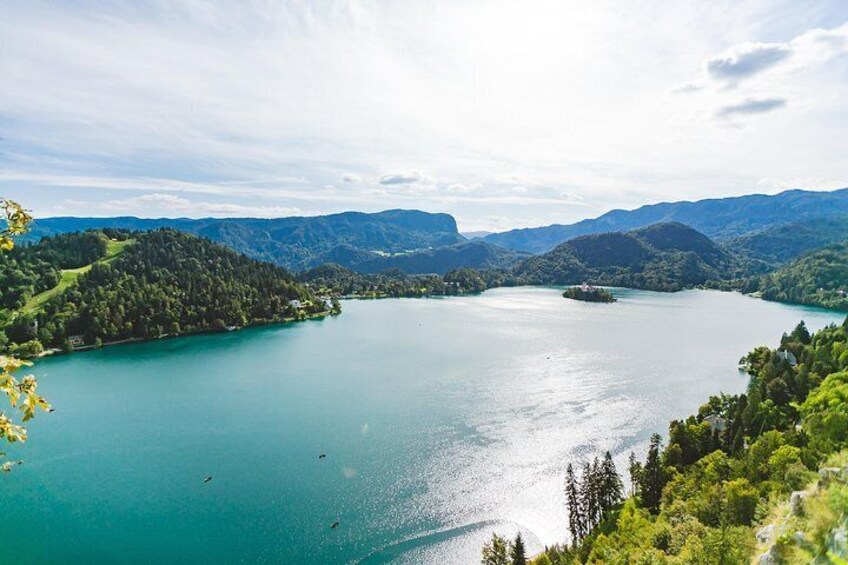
0, 200, 33, 251
0, 199, 51, 473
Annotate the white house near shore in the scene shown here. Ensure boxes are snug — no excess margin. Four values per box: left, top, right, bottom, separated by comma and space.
704, 414, 727, 433
776, 350, 798, 367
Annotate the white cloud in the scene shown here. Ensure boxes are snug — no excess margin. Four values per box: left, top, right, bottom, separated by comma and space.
716, 98, 787, 117
1, 2, 847, 229
705, 43, 791, 82
704, 22, 848, 84
62, 193, 302, 218
379, 172, 423, 185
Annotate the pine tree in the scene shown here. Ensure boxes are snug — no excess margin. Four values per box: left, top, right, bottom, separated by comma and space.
639, 433, 666, 514
579, 460, 601, 531
628, 451, 642, 496
589, 457, 602, 526
565, 463, 583, 544
510, 532, 527, 565
600, 451, 623, 513
481, 533, 509, 565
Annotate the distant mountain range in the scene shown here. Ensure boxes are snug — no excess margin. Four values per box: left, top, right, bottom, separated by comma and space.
24, 210, 467, 271
484, 188, 848, 253
513, 222, 750, 291
460, 231, 493, 240
23, 188, 848, 278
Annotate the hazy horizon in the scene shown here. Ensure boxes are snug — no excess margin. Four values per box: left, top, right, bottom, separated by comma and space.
25, 185, 848, 234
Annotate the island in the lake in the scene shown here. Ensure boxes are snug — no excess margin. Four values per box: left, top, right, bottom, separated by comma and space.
562, 284, 616, 303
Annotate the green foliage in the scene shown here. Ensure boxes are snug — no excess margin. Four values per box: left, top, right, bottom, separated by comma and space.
24, 210, 467, 271
564, 452, 624, 547
299, 263, 510, 298
801, 371, 848, 454
562, 286, 616, 303
482, 533, 510, 565
533, 315, 848, 564
640, 434, 666, 514
1, 229, 332, 354
726, 216, 848, 266
0, 200, 32, 251
514, 222, 750, 292
511, 533, 527, 565
0, 202, 51, 474
755, 242, 848, 310
321, 240, 528, 274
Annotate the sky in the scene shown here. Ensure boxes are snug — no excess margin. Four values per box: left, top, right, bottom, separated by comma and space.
2, 1, 848, 232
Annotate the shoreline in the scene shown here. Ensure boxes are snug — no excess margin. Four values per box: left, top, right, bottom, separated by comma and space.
33, 309, 335, 360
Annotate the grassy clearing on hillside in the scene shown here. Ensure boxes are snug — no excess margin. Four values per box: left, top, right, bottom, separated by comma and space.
20, 239, 134, 315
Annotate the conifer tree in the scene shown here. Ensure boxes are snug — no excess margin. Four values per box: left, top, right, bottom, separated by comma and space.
600, 451, 623, 512
510, 532, 527, 565
589, 457, 602, 525
565, 463, 583, 544
639, 433, 666, 514
628, 451, 641, 496
481, 533, 509, 565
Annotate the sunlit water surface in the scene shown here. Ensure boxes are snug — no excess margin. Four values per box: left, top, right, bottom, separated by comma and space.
2, 287, 843, 564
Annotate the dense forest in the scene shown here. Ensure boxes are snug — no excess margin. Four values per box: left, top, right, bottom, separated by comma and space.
725, 217, 848, 267
0, 229, 335, 357
0, 231, 108, 310
298, 263, 513, 298
751, 242, 848, 311
23, 209, 466, 270
513, 223, 757, 292
517, 319, 848, 564
316, 240, 529, 275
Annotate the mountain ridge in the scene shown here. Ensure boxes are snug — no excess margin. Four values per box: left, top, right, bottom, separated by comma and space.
484, 188, 848, 253
23, 209, 466, 271
512, 221, 750, 291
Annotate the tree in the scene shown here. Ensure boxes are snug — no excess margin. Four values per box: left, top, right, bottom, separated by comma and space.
481, 532, 509, 565
0, 200, 51, 473
600, 451, 623, 513
639, 434, 666, 514
565, 462, 583, 544
0, 200, 32, 251
510, 532, 527, 565
580, 460, 600, 530
628, 451, 642, 496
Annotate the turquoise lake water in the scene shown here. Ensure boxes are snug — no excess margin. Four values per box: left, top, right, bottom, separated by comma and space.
2, 287, 844, 564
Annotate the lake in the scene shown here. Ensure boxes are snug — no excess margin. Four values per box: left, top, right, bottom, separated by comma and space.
2, 287, 844, 564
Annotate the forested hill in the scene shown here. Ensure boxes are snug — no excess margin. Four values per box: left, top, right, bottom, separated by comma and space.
317, 240, 529, 275
725, 216, 848, 266
23, 209, 466, 271
529, 316, 848, 563
484, 188, 848, 253
1, 229, 333, 357
752, 242, 848, 311
512, 222, 752, 291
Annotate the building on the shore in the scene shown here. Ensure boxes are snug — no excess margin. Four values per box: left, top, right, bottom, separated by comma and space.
776, 350, 798, 367
704, 414, 727, 433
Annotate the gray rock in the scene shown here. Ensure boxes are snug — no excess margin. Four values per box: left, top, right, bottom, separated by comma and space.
790, 491, 807, 516
758, 545, 779, 565
819, 467, 842, 481
756, 525, 774, 544
831, 525, 847, 558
